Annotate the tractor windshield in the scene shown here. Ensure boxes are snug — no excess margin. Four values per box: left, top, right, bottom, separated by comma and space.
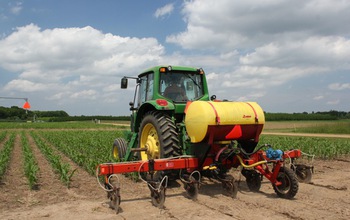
160, 72, 204, 102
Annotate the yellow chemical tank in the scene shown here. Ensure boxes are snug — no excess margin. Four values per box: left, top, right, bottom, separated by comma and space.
184, 101, 265, 143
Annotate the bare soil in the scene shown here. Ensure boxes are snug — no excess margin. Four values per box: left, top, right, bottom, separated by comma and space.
1, 131, 349, 220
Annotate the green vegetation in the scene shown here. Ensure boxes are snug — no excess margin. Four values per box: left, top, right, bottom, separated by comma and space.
291, 121, 350, 134
48, 115, 130, 122
259, 135, 350, 159
0, 120, 349, 190
0, 131, 7, 142
39, 130, 120, 175
21, 131, 39, 189
0, 121, 122, 129
0, 133, 15, 180
30, 132, 76, 187
0, 106, 31, 121
265, 110, 350, 121
263, 120, 350, 134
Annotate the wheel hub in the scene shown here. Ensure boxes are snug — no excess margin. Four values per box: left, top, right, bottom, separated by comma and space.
141, 123, 160, 160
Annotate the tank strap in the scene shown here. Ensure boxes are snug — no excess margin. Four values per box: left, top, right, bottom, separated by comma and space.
208, 102, 220, 125
245, 102, 258, 123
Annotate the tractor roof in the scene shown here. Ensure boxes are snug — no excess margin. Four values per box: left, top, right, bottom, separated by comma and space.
138, 65, 201, 77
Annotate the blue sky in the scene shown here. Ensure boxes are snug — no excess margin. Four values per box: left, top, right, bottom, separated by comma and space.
0, 0, 349, 116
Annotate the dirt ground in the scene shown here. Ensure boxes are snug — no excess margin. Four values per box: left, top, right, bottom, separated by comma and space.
1, 133, 349, 220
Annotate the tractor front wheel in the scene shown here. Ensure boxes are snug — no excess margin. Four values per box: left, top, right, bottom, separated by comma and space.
112, 138, 127, 161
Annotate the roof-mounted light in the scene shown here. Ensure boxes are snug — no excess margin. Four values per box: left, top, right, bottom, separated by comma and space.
197, 68, 204, 74
167, 66, 172, 71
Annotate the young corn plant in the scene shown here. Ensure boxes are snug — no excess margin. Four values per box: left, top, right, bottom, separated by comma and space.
40, 130, 118, 175
259, 135, 350, 159
30, 131, 76, 188
0, 133, 15, 181
0, 131, 7, 142
21, 131, 39, 189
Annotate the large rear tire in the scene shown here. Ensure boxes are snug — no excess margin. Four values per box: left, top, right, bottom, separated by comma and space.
138, 111, 181, 180
138, 110, 181, 161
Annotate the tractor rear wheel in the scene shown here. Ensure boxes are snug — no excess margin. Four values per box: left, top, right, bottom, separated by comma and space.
138, 111, 181, 160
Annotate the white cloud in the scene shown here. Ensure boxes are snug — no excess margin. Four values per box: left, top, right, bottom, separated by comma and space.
10, 2, 23, 15
0, 24, 164, 81
4, 79, 50, 92
154, 3, 174, 18
70, 90, 97, 100
165, 0, 350, 112
328, 83, 350, 90
327, 99, 340, 105
313, 95, 324, 100
0, 24, 167, 115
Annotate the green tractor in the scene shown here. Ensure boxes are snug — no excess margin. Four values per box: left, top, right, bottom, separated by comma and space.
114, 65, 211, 163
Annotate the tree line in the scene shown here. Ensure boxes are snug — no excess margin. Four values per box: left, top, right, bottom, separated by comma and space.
0, 105, 349, 122
0, 106, 129, 122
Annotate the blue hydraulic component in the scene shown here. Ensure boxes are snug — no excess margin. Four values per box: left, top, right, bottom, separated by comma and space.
266, 147, 283, 161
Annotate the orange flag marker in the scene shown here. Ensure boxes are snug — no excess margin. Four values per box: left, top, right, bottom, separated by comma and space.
23, 101, 31, 109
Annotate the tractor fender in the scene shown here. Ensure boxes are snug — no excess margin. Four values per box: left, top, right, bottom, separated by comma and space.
134, 101, 175, 133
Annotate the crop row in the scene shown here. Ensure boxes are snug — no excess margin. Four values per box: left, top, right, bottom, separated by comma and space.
20, 131, 39, 189
38, 130, 121, 175
0, 130, 7, 143
0, 133, 15, 180
30, 131, 76, 187
259, 135, 350, 159
0, 122, 120, 129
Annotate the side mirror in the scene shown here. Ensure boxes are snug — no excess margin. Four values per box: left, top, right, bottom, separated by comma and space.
121, 77, 128, 89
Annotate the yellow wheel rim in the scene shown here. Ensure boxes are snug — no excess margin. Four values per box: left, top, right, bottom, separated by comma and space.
140, 123, 160, 160
113, 146, 119, 159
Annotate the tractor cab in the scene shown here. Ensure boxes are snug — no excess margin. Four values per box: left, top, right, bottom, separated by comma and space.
121, 66, 210, 131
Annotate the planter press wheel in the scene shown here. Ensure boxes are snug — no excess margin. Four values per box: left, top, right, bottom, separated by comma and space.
112, 138, 127, 161
244, 170, 262, 192
184, 176, 199, 200
273, 167, 299, 199
138, 111, 181, 179
222, 175, 238, 198
294, 164, 312, 183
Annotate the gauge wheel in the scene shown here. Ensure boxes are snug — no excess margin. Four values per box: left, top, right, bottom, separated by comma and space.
273, 167, 299, 199
294, 165, 312, 183
222, 175, 238, 198
184, 176, 199, 200
245, 170, 262, 192
112, 138, 127, 161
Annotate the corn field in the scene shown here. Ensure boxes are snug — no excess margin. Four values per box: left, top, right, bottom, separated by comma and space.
0, 121, 349, 191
